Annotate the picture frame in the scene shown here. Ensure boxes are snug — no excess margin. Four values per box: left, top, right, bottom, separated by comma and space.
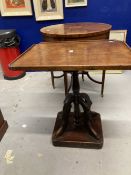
33, 0, 64, 21
0, 0, 32, 16
109, 30, 127, 42
65, 0, 87, 7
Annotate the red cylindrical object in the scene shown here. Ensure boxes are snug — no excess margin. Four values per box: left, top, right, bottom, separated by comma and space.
0, 47, 25, 80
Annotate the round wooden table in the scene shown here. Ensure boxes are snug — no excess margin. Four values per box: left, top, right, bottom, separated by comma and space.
40, 22, 112, 41
40, 22, 112, 96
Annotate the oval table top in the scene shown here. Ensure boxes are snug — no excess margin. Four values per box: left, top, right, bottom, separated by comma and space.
40, 22, 112, 39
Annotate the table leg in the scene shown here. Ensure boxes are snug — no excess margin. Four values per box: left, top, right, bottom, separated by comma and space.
64, 72, 68, 95
0, 110, 8, 142
52, 71, 103, 149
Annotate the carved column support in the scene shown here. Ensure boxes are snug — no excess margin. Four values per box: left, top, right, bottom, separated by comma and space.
52, 71, 103, 149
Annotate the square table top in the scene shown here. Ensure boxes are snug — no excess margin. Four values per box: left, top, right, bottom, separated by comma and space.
10, 40, 131, 71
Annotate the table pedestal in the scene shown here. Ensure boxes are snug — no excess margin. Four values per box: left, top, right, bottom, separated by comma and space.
52, 71, 103, 149
0, 110, 8, 142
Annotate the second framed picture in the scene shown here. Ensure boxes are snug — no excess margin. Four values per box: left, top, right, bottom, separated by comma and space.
65, 0, 87, 7
33, 0, 64, 21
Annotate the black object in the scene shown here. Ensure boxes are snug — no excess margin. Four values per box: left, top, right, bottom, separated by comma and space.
0, 29, 20, 48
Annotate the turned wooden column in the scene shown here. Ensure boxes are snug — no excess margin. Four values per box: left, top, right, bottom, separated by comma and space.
0, 109, 8, 142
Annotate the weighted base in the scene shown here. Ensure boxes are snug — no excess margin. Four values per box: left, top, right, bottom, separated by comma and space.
52, 111, 103, 149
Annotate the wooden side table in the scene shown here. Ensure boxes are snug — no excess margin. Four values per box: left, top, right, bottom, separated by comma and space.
10, 40, 131, 149
0, 109, 8, 142
40, 22, 112, 96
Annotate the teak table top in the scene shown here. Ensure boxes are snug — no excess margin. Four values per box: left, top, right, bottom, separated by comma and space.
40, 22, 112, 39
10, 40, 131, 71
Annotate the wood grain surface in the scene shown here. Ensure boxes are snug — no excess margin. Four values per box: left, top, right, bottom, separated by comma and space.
10, 40, 131, 71
40, 22, 112, 40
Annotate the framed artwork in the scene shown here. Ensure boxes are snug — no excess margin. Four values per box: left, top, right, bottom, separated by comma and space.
65, 0, 87, 7
0, 0, 32, 16
109, 30, 127, 42
33, 0, 64, 21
